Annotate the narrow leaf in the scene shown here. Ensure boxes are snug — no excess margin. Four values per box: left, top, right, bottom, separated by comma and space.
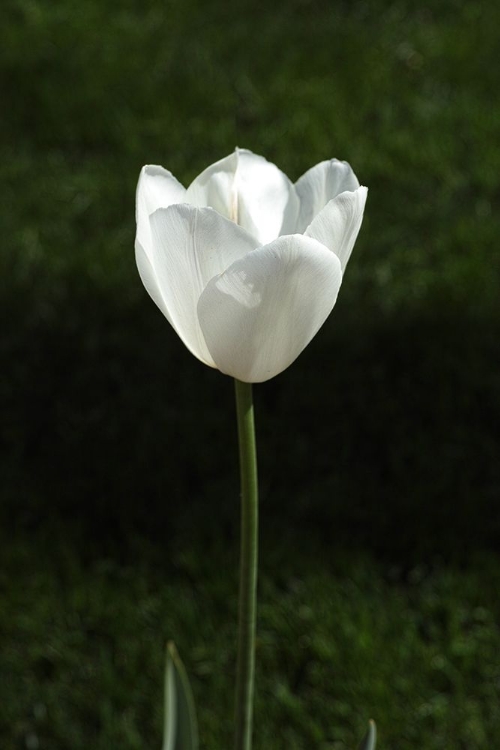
358, 719, 377, 750
162, 641, 199, 750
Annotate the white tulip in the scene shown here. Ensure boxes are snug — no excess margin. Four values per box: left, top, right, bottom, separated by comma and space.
135, 148, 367, 383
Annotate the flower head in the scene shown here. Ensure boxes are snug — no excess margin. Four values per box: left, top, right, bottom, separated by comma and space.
135, 148, 367, 383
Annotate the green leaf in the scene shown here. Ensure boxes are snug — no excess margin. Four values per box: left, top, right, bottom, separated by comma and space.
358, 719, 377, 750
162, 641, 199, 750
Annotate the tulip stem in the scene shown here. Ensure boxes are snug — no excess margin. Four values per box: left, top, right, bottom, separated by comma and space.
233, 379, 259, 750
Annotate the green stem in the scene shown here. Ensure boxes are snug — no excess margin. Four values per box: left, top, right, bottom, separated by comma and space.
233, 379, 259, 750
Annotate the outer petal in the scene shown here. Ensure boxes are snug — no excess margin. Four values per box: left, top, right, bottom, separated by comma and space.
295, 159, 360, 232
136, 165, 187, 252
135, 237, 173, 325
197, 235, 342, 383
186, 148, 299, 244
305, 186, 367, 271
146, 204, 257, 365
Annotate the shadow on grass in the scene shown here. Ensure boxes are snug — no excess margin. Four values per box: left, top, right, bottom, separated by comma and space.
1, 275, 499, 566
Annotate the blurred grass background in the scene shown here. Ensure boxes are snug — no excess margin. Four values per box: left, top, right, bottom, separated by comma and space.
0, 0, 499, 747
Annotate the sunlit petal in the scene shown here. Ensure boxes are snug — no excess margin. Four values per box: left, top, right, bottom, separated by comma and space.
295, 159, 360, 232
305, 186, 367, 271
232, 149, 299, 243
186, 149, 299, 244
136, 165, 186, 253
147, 204, 257, 365
197, 235, 342, 382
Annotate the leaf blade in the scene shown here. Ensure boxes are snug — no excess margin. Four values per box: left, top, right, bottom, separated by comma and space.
162, 642, 199, 750
358, 719, 377, 750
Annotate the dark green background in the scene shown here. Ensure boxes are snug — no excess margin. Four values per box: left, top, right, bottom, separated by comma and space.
1, 0, 499, 747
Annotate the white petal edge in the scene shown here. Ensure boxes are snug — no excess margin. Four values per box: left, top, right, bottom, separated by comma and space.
305, 186, 367, 272
197, 234, 343, 383
147, 204, 258, 366
135, 237, 173, 325
186, 148, 299, 245
295, 159, 360, 232
136, 165, 187, 254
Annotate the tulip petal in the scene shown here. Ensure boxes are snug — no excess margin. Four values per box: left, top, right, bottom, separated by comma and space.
136, 165, 187, 252
295, 159, 360, 232
234, 149, 300, 242
305, 186, 367, 271
135, 237, 174, 325
185, 151, 238, 226
147, 204, 257, 365
186, 149, 299, 245
197, 235, 342, 383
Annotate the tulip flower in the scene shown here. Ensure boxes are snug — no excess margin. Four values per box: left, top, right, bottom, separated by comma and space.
135, 149, 367, 383
136, 150, 371, 750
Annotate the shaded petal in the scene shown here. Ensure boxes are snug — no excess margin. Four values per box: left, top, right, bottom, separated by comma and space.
295, 159, 360, 232
147, 204, 257, 365
305, 187, 367, 271
197, 235, 342, 383
135, 237, 173, 325
186, 148, 299, 244
136, 165, 186, 253
185, 151, 238, 223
